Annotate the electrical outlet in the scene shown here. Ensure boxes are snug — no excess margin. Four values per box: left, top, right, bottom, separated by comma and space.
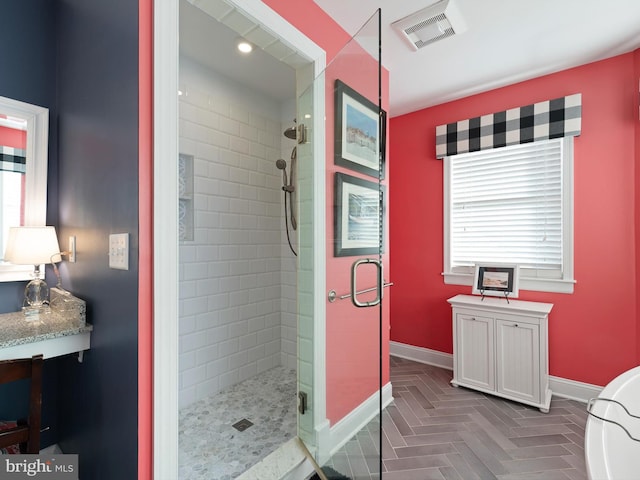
109, 233, 129, 270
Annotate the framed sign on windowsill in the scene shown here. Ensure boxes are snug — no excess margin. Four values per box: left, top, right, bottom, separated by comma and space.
472, 264, 520, 300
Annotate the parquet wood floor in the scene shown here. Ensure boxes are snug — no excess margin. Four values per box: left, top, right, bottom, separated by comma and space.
323, 356, 588, 480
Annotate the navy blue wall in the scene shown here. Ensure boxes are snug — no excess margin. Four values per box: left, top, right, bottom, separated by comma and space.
0, 3, 139, 475
0, 0, 59, 450
55, 0, 139, 478
0, 0, 58, 310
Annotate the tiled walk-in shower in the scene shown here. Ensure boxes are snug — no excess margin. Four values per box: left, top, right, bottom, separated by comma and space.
178, 43, 299, 480
178, 366, 297, 479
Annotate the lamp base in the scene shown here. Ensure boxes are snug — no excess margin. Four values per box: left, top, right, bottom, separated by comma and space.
22, 304, 51, 321
22, 273, 51, 321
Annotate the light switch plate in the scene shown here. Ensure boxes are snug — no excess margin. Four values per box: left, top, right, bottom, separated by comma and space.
69, 236, 76, 263
109, 233, 129, 270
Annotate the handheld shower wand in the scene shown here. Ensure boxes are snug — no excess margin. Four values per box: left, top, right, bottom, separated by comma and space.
288, 147, 297, 230
276, 121, 298, 256
276, 158, 289, 189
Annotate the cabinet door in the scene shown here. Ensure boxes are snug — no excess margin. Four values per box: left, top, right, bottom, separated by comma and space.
496, 319, 540, 403
456, 313, 494, 391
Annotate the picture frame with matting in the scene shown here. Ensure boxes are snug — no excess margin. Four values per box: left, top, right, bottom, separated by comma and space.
472, 264, 519, 299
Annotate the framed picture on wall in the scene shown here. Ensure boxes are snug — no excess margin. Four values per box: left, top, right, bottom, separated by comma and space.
334, 79, 386, 179
472, 264, 520, 299
334, 172, 385, 257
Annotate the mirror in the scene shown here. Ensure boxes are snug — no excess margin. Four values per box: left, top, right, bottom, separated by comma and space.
0, 96, 49, 282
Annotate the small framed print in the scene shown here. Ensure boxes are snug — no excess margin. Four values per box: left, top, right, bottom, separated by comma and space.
334, 79, 386, 179
472, 264, 520, 299
334, 172, 385, 257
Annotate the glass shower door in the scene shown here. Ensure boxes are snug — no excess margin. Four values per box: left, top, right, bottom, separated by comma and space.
297, 9, 386, 478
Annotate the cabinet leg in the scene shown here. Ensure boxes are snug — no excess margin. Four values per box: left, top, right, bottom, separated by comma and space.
539, 406, 549, 413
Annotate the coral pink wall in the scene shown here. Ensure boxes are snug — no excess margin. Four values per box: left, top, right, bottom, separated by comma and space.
264, 0, 390, 424
139, 0, 153, 478
390, 52, 639, 387
323, 58, 390, 424
635, 49, 640, 368
0, 125, 28, 225
0, 125, 26, 149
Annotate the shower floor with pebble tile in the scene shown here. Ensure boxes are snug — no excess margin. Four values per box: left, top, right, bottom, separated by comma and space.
178, 366, 297, 480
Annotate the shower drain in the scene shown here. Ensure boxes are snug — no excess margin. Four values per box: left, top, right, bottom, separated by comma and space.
232, 418, 254, 432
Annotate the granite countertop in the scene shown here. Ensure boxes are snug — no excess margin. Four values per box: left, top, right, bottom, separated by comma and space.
0, 310, 93, 349
0, 288, 93, 350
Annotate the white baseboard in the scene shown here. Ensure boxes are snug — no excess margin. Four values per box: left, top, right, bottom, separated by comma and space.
389, 341, 603, 404
549, 375, 602, 403
317, 381, 392, 465
390, 341, 453, 370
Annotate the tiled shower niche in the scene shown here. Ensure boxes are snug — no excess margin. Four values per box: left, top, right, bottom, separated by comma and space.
179, 153, 194, 242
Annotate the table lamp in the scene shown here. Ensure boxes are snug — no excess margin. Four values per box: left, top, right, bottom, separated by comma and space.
3, 226, 62, 318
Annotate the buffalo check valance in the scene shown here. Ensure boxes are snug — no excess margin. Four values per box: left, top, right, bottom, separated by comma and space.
0, 146, 26, 173
435, 93, 581, 159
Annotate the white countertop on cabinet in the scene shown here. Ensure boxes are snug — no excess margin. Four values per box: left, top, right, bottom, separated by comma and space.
447, 294, 554, 316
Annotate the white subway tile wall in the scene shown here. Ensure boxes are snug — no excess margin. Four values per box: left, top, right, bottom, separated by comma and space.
178, 58, 297, 409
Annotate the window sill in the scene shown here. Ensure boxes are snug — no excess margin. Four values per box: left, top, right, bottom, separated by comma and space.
443, 272, 575, 294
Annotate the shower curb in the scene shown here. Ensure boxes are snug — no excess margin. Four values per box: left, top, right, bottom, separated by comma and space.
236, 437, 313, 480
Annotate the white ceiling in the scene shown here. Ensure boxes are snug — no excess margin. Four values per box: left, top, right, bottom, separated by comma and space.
314, 0, 640, 116
181, 0, 640, 118
180, 0, 297, 102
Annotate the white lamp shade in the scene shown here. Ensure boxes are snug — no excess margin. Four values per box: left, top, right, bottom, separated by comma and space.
4, 226, 61, 265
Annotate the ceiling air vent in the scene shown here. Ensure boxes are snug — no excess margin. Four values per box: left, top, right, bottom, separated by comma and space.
392, 0, 467, 51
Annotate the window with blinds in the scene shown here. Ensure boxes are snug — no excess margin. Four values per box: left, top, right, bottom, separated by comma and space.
444, 137, 575, 293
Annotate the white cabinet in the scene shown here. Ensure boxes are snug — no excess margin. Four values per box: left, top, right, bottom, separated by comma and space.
456, 313, 494, 391
448, 294, 553, 412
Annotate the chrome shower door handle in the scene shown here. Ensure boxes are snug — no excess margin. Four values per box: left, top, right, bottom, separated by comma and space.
351, 258, 383, 308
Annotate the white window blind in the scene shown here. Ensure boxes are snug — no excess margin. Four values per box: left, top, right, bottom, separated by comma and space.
449, 138, 563, 273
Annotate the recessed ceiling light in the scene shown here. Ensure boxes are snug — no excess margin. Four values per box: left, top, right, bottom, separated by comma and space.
237, 40, 253, 54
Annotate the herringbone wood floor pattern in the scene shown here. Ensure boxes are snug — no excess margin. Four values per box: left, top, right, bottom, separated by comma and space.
324, 356, 588, 480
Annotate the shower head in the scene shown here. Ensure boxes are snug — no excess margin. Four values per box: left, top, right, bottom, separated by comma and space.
283, 126, 297, 140
284, 118, 297, 140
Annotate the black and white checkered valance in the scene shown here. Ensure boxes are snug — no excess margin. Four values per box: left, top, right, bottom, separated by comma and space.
0, 146, 26, 173
435, 94, 581, 159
